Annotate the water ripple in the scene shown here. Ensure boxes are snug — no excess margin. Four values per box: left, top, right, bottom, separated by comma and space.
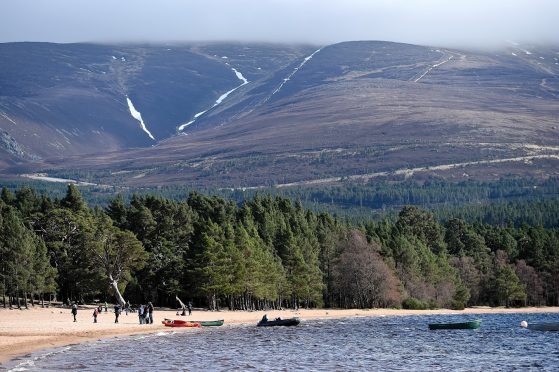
5, 313, 559, 371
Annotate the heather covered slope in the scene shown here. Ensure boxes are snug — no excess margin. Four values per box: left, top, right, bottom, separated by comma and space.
0, 42, 315, 163
2, 41, 559, 187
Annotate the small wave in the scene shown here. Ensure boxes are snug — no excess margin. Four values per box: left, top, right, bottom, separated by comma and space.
8, 361, 34, 372
8, 346, 72, 372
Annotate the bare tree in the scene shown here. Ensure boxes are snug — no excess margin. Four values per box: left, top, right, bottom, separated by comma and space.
515, 260, 544, 306
333, 230, 401, 308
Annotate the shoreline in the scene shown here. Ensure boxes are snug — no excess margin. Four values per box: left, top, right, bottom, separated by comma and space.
2, 306, 558, 366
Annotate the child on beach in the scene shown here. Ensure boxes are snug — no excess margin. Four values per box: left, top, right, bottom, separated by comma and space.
93, 307, 99, 323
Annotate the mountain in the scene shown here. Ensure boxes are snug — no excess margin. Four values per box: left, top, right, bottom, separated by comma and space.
1, 41, 558, 187
0, 42, 314, 163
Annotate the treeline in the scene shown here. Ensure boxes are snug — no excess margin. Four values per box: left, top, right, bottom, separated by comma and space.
1, 185, 558, 311
3, 177, 558, 228
227, 177, 559, 209
220, 177, 559, 227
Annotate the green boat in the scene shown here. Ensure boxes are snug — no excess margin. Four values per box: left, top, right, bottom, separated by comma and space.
192, 319, 224, 326
428, 319, 481, 330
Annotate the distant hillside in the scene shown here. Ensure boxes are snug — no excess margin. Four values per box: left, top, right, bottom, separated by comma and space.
0, 42, 314, 163
1, 41, 558, 187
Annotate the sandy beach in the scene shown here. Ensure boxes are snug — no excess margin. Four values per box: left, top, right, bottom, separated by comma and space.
1, 305, 558, 365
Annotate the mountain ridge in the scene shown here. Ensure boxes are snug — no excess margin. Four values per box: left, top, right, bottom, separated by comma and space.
1, 40, 558, 187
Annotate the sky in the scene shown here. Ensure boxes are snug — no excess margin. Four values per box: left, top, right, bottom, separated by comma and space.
1, 0, 558, 48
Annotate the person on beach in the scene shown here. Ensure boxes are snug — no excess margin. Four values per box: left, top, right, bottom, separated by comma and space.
93, 307, 99, 323
114, 304, 121, 323
71, 302, 78, 322
147, 302, 154, 324
138, 304, 145, 324
187, 301, 192, 316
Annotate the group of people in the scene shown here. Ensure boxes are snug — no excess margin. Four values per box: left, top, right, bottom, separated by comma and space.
70, 301, 155, 324
137, 302, 154, 324
91, 302, 109, 323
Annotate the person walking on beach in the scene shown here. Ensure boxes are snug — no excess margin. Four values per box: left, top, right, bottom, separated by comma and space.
114, 304, 121, 323
93, 307, 99, 323
71, 302, 78, 322
147, 302, 154, 324
187, 301, 192, 316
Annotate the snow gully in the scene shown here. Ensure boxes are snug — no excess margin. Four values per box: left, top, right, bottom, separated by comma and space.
178, 67, 249, 132
269, 48, 322, 97
126, 97, 156, 140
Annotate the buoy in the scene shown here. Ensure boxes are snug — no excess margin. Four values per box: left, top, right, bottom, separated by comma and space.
520, 321, 528, 328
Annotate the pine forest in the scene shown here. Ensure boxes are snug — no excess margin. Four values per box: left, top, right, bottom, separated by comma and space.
1, 184, 558, 311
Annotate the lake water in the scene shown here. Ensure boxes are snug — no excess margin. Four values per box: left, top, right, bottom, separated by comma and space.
5, 312, 559, 371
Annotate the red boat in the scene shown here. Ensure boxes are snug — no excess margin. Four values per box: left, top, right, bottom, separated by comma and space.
162, 319, 201, 328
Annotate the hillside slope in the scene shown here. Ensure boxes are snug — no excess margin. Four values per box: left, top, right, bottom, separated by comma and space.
0, 42, 314, 164
2, 41, 559, 187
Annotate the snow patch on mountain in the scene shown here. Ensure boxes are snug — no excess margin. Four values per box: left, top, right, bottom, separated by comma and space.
414, 51, 454, 82
21, 173, 96, 186
126, 97, 155, 140
506, 40, 533, 55
270, 48, 322, 97
178, 67, 249, 131
232, 68, 249, 84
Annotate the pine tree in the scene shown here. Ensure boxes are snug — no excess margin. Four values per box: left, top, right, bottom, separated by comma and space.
60, 184, 87, 212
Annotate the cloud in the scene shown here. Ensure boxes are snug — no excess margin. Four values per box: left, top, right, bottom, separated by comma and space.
1, 0, 558, 47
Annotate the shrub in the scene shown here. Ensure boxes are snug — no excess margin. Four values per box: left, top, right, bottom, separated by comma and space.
402, 297, 427, 310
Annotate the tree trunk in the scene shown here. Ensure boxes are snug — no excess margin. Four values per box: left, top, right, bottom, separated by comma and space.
109, 274, 126, 306
176, 295, 187, 310
16, 288, 21, 309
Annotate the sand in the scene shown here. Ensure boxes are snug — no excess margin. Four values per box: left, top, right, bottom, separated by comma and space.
1, 305, 558, 365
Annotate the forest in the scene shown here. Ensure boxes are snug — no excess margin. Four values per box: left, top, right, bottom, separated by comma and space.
1, 184, 558, 311
3, 176, 558, 227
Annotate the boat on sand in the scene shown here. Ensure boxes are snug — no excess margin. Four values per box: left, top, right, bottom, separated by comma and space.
190, 320, 224, 326
162, 319, 201, 328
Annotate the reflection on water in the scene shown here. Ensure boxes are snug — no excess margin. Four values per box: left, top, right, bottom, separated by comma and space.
5, 313, 559, 371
